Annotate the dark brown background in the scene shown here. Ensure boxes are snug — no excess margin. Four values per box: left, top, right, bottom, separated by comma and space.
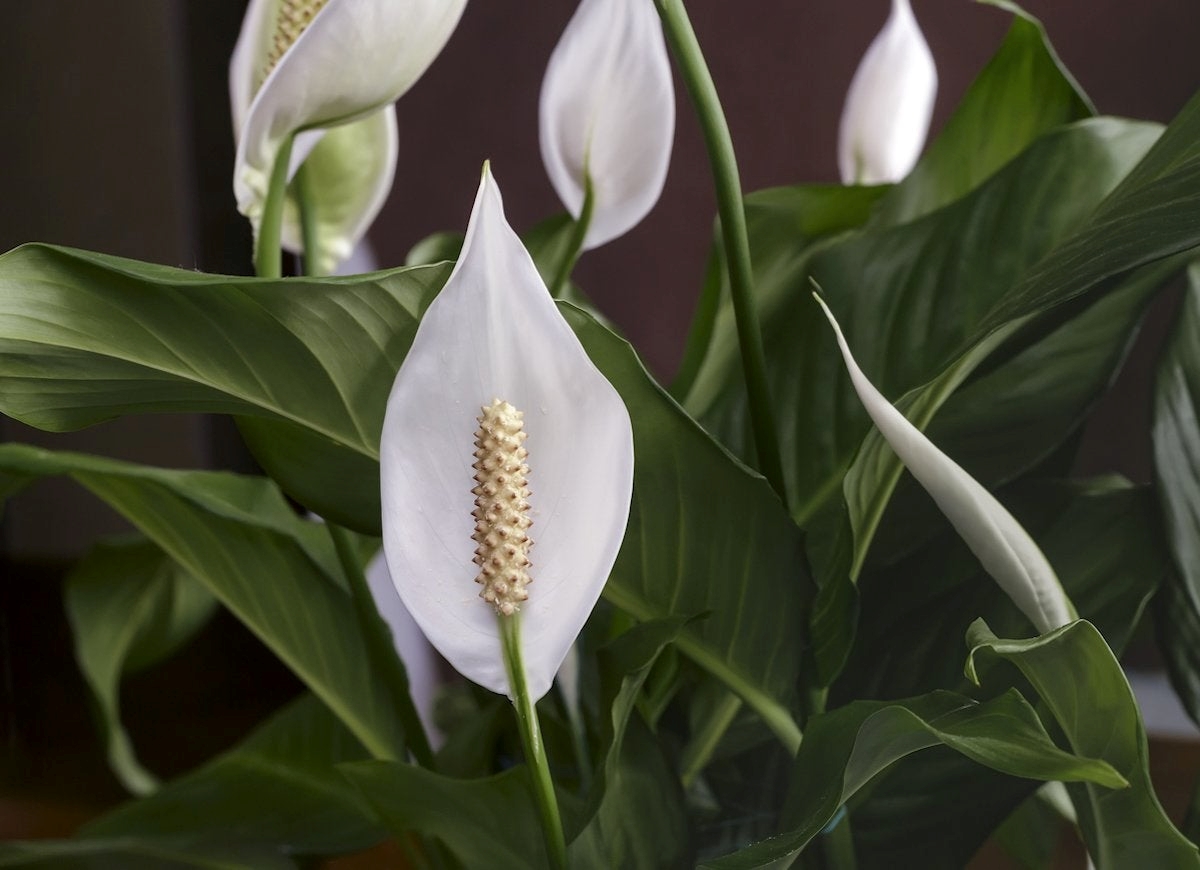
1, 1, 1198, 556
1, 0, 1198, 843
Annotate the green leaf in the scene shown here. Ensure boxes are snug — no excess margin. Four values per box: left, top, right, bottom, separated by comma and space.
924, 259, 1175, 496
992, 787, 1071, 870
0, 840, 296, 870
567, 306, 808, 751
700, 690, 1122, 869
569, 720, 690, 870
873, 2, 1092, 225
836, 477, 1167, 704
82, 693, 381, 856
340, 762, 547, 870
0, 695, 377, 868
0, 244, 448, 532
1153, 261, 1200, 725
829, 480, 1169, 866
692, 117, 1160, 534
675, 184, 886, 408
0, 443, 411, 762
984, 86, 1200, 334
966, 620, 1199, 867
63, 536, 216, 795
568, 619, 692, 868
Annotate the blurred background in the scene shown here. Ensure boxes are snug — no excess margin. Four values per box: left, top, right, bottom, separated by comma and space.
1, 0, 1198, 853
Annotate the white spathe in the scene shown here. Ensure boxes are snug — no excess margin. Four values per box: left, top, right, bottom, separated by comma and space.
837, 0, 937, 185
813, 294, 1075, 634
540, 0, 675, 250
380, 165, 634, 701
230, 0, 465, 272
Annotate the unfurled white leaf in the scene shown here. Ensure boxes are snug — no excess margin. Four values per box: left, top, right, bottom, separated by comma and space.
540, 0, 675, 250
814, 294, 1075, 633
838, 0, 937, 185
229, 0, 465, 270
380, 165, 634, 701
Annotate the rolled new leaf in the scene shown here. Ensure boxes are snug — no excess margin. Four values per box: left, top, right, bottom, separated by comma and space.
814, 293, 1075, 633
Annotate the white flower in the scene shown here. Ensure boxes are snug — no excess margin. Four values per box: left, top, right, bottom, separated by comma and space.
380, 165, 634, 701
837, 0, 937, 185
814, 294, 1075, 633
539, 0, 675, 249
230, 0, 466, 272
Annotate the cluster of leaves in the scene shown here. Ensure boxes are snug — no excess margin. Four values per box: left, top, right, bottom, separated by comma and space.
3, 4, 1200, 868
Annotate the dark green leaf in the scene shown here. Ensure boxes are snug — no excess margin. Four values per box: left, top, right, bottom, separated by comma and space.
340, 762, 547, 870
966, 620, 1199, 867
63, 536, 216, 795
873, 2, 1092, 224
0, 840, 295, 870
0, 244, 448, 532
836, 477, 1166, 704
1154, 262, 1200, 726
82, 694, 381, 856
568, 307, 808, 751
0, 443, 411, 762
701, 690, 1121, 869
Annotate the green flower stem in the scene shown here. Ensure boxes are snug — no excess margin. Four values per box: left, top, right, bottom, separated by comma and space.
653, 0, 787, 502
294, 162, 325, 278
328, 525, 435, 769
680, 691, 742, 788
549, 174, 596, 299
254, 135, 295, 279
500, 614, 568, 869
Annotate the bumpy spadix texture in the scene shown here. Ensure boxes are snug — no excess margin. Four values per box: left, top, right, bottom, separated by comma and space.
230, 0, 465, 272
381, 166, 634, 701
814, 295, 1075, 633
263, 0, 331, 82
540, 0, 675, 249
838, 0, 937, 185
472, 399, 534, 616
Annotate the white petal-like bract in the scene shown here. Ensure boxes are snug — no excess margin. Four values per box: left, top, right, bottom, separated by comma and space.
230, 0, 465, 266
814, 294, 1074, 633
380, 166, 635, 700
540, 0, 675, 249
837, 0, 937, 185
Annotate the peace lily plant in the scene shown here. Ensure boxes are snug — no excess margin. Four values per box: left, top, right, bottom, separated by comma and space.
4, 2, 1200, 869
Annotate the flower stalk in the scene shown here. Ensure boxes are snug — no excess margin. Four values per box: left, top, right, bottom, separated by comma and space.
549, 175, 595, 299
254, 133, 295, 279
652, 0, 787, 502
501, 614, 568, 870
